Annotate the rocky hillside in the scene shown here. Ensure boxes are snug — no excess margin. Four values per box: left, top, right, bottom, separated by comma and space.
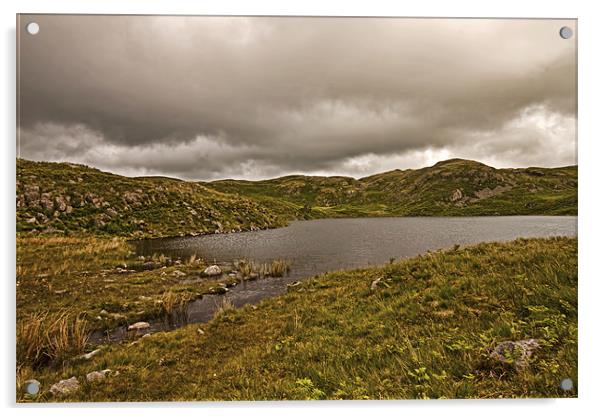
207, 159, 577, 217
16, 159, 294, 238
16, 158, 577, 238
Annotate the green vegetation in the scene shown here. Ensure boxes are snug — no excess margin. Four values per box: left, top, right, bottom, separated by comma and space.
207, 159, 578, 218
16, 236, 240, 333
17, 158, 577, 239
16, 159, 293, 239
18, 237, 577, 401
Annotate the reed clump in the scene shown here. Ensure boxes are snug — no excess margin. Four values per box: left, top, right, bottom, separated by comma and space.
17, 310, 90, 369
235, 259, 290, 278
160, 291, 189, 326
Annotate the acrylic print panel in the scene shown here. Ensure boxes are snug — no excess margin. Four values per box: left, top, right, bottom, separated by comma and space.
16, 15, 577, 402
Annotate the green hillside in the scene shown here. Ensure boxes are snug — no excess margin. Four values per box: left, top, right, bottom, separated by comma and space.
16, 158, 577, 238
207, 159, 577, 218
16, 159, 295, 238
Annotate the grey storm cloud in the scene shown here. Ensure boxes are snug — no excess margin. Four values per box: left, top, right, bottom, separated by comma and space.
17, 15, 577, 180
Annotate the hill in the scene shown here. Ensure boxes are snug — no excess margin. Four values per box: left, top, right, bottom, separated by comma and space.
16, 159, 295, 238
16, 158, 577, 238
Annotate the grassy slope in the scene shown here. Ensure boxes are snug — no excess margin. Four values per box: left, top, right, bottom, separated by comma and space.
207, 159, 577, 218
18, 237, 577, 401
17, 158, 577, 239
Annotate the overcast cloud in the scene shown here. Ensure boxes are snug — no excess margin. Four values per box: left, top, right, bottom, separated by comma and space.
18, 16, 577, 180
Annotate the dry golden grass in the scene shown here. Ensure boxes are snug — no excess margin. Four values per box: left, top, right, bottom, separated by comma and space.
16, 236, 129, 278
214, 297, 234, 317
160, 291, 190, 325
235, 259, 290, 278
17, 310, 90, 369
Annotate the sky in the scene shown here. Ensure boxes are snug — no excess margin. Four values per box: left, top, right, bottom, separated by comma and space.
18, 16, 577, 180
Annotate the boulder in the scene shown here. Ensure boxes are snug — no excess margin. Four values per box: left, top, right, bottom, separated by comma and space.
86, 369, 111, 382
127, 321, 150, 331
50, 377, 80, 395
40, 193, 54, 210
81, 348, 102, 360
370, 277, 382, 291
209, 286, 228, 294
490, 338, 540, 369
204, 265, 222, 276
450, 188, 463, 202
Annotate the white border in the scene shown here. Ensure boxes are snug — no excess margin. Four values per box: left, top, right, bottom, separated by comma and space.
2, 1, 601, 415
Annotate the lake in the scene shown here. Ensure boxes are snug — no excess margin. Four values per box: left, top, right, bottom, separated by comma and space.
117, 216, 577, 339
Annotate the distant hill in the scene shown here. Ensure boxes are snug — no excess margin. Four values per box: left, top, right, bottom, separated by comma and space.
16, 158, 577, 238
206, 158, 577, 218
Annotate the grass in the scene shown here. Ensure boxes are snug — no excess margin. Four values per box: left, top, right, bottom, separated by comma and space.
17, 237, 577, 401
17, 235, 246, 333
17, 311, 90, 370
235, 259, 291, 279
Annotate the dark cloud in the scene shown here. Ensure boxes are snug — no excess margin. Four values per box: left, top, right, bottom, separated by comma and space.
18, 16, 576, 179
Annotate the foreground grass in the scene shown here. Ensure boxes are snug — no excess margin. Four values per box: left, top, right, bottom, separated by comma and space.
17, 237, 577, 401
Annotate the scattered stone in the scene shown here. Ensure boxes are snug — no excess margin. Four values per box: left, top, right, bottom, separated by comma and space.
23, 379, 41, 395
172, 270, 186, 277
450, 188, 463, 202
204, 265, 222, 276
142, 261, 156, 270
127, 321, 150, 331
50, 377, 80, 395
53, 289, 68, 295
81, 348, 102, 360
490, 338, 540, 369
209, 286, 228, 294
86, 369, 111, 382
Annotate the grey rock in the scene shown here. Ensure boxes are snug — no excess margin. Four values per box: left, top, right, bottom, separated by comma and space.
490, 338, 540, 369
127, 321, 150, 331
450, 188, 463, 202
209, 286, 228, 294
204, 265, 222, 276
86, 369, 111, 382
81, 348, 102, 360
370, 277, 382, 291
50, 376, 80, 395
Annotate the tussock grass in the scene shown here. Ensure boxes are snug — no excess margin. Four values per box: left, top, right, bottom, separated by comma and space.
214, 297, 234, 317
17, 310, 89, 369
19, 237, 577, 401
160, 291, 189, 326
235, 259, 290, 278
